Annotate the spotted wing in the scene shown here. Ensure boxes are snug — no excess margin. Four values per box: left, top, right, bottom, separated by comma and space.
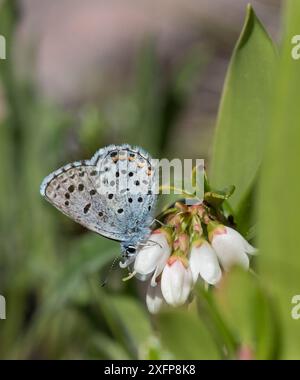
40, 144, 157, 243
40, 160, 126, 241
90, 144, 157, 238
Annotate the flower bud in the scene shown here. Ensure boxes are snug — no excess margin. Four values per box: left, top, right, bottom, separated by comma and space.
146, 282, 165, 314
134, 229, 172, 286
173, 233, 189, 254
161, 256, 193, 306
208, 223, 256, 271
189, 239, 221, 284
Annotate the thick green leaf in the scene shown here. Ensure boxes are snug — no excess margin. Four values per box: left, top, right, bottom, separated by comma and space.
210, 5, 277, 220
258, 0, 300, 359
158, 309, 220, 359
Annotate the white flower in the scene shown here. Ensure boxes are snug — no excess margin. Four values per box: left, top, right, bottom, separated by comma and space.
189, 239, 222, 285
134, 229, 171, 286
146, 282, 165, 314
209, 223, 256, 271
161, 256, 193, 306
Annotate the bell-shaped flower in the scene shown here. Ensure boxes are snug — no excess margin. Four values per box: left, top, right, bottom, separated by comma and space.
161, 255, 193, 306
146, 281, 165, 314
134, 228, 172, 285
189, 238, 222, 285
208, 223, 256, 271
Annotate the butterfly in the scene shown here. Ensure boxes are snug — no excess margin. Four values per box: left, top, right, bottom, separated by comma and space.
40, 144, 157, 266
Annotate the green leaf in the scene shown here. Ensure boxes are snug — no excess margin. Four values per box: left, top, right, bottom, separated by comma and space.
258, 0, 300, 359
210, 5, 277, 219
158, 309, 220, 359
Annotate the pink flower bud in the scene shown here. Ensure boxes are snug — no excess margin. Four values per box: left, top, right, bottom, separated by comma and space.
189, 240, 221, 284
208, 224, 256, 271
161, 256, 193, 306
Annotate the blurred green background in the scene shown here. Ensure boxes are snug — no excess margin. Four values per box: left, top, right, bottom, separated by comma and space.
1, 0, 300, 360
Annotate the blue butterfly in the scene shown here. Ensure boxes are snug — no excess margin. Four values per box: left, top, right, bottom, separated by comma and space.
40, 144, 157, 266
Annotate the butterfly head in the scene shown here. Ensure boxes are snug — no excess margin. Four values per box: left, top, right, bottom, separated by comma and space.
122, 244, 137, 259
119, 243, 137, 268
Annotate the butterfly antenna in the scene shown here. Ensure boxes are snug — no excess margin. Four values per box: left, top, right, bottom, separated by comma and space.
101, 255, 120, 287
149, 239, 163, 248
152, 218, 166, 227
139, 239, 162, 249
151, 218, 176, 230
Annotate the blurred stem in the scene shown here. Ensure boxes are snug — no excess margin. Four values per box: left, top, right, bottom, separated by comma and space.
0, 0, 24, 161
196, 285, 238, 358
0, 0, 28, 355
0, 0, 58, 357
88, 279, 136, 359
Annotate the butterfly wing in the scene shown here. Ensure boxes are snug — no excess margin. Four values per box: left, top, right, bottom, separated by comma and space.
90, 144, 157, 237
40, 160, 127, 242
40, 145, 157, 243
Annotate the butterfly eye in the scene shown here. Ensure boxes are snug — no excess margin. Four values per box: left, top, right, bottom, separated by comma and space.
126, 247, 136, 254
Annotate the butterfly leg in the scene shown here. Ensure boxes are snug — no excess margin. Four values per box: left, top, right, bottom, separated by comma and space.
150, 218, 176, 230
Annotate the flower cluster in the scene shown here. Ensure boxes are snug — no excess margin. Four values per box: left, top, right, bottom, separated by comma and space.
126, 202, 256, 314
